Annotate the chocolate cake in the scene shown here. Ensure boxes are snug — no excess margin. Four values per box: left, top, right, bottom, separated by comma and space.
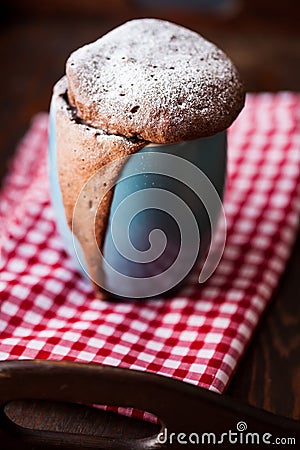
51, 18, 245, 297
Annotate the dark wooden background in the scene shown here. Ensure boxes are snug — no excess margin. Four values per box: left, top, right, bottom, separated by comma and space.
1, 0, 300, 444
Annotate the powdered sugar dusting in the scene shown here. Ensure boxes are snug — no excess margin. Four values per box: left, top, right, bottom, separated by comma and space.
66, 18, 244, 144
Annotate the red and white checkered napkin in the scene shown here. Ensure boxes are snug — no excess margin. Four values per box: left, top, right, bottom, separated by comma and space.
0, 93, 300, 421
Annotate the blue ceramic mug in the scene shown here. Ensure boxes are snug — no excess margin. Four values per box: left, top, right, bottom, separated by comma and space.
49, 98, 227, 299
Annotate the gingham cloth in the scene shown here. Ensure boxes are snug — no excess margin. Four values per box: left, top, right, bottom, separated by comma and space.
0, 93, 300, 421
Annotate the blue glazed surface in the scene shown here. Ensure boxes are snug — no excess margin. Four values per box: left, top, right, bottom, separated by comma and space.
103, 135, 227, 297
49, 102, 227, 297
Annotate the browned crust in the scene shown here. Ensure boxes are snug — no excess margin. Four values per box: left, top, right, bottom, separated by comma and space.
66, 18, 245, 144
53, 77, 145, 296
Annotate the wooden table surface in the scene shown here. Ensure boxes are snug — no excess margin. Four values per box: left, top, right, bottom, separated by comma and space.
0, 0, 300, 446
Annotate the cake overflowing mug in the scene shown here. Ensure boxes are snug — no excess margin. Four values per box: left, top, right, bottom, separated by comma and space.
49, 19, 245, 299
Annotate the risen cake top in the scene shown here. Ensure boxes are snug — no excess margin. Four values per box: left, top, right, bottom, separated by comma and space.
66, 18, 245, 144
